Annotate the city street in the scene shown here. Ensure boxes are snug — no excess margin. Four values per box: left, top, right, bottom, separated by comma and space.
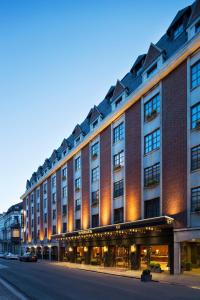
0, 260, 200, 300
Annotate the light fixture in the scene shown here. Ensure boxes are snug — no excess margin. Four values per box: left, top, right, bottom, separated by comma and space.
84, 246, 88, 252
103, 246, 108, 252
69, 247, 73, 252
130, 244, 136, 253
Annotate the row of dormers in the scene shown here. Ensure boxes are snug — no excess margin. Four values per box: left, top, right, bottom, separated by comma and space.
26, 0, 200, 191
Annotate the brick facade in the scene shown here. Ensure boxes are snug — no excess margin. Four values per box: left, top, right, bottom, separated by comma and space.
67, 158, 74, 232
81, 145, 90, 230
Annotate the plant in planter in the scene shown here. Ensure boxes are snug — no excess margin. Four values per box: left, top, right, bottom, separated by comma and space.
149, 262, 162, 273
91, 153, 98, 160
141, 269, 152, 282
146, 179, 158, 187
146, 109, 158, 122
114, 164, 122, 172
75, 187, 80, 192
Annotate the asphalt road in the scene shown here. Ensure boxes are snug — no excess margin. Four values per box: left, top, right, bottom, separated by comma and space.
0, 260, 200, 300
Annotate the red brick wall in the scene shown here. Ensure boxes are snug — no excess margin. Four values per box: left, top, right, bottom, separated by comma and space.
81, 145, 90, 229
162, 61, 187, 228
56, 168, 62, 234
40, 184, 44, 240
67, 158, 74, 232
125, 101, 141, 222
100, 126, 111, 226
47, 177, 52, 239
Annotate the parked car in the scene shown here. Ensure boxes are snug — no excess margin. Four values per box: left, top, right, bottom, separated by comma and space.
19, 252, 37, 262
5, 253, 19, 260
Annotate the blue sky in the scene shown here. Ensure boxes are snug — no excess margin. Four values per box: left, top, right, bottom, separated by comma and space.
0, 0, 193, 212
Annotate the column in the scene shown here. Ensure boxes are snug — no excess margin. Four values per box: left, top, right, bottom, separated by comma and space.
174, 242, 181, 274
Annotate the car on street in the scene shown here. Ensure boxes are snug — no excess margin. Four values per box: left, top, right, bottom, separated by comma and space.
5, 253, 19, 260
19, 252, 37, 262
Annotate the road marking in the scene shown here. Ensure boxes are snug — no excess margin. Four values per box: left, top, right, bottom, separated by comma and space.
0, 263, 8, 269
0, 277, 29, 300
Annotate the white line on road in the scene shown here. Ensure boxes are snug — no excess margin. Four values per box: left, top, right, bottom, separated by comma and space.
0, 277, 29, 300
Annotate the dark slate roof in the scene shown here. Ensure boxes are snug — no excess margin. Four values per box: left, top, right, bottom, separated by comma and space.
143, 43, 163, 69
26, 0, 200, 190
7, 202, 23, 214
87, 105, 103, 124
111, 80, 128, 102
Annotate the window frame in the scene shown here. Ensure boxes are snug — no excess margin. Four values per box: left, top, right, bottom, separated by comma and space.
191, 60, 200, 90
113, 122, 124, 144
113, 179, 124, 198
191, 186, 200, 212
144, 128, 160, 154
191, 102, 200, 129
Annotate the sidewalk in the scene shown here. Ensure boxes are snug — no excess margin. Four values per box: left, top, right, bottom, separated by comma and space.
50, 261, 200, 289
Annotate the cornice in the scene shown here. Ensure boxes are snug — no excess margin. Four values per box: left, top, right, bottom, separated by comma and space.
21, 33, 200, 200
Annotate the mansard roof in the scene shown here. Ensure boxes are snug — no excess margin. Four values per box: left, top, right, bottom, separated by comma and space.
50, 149, 61, 162
26, 1, 200, 191
37, 166, 43, 177
87, 105, 103, 124
26, 180, 30, 190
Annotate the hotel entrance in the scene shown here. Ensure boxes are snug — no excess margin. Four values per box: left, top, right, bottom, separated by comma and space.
140, 245, 169, 272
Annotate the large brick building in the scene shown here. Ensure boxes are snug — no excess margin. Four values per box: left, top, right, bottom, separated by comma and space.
21, 1, 200, 274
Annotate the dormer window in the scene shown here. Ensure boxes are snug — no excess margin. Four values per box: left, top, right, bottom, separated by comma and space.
75, 136, 81, 145
115, 97, 122, 108
173, 23, 184, 39
147, 63, 157, 78
195, 21, 200, 34
92, 119, 98, 129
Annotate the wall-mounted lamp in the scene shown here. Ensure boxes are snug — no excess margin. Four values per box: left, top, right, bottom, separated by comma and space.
130, 244, 136, 253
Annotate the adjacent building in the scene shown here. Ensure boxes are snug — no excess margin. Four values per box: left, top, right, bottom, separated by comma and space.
21, 1, 200, 274
0, 203, 23, 255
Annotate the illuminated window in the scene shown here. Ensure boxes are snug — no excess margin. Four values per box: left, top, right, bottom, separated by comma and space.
191, 60, 200, 89
144, 163, 160, 187
144, 94, 160, 122
144, 128, 160, 154
191, 144, 200, 171
113, 179, 124, 198
191, 187, 200, 212
191, 102, 200, 129
144, 198, 160, 218
75, 156, 81, 171
113, 122, 124, 143
91, 167, 99, 182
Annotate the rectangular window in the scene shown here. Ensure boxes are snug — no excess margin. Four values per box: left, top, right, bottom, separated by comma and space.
43, 183, 47, 194
115, 97, 122, 107
195, 21, 200, 33
113, 150, 124, 168
62, 222, 67, 233
62, 186, 67, 198
52, 225, 56, 235
191, 60, 200, 89
52, 192, 56, 204
31, 207, 34, 214
144, 128, 160, 154
113, 122, 124, 143
37, 230, 40, 239
44, 213, 47, 223
91, 167, 99, 182
92, 119, 98, 129
75, 178, 81, 191
37, 216, 40, 225
44, 228, 47, 238
191, 144, 200, 171
114, 207, 124, 224
173, 23, 184, 39
75, 136, 81, 145
52, 176, 56, 188
191, 186, 200, 213
75, 219, 81, 230
144, 93, 160, 122
37, 203, 40, 212
92, 214, 99, 228
62, 168, 67, 180
36, 189, 40, 199
113, 179, 124, 198
144, 163, 160, 187
91, 142, 99, 158
44, 198, 47, 209
91, 190, 99, 205
144, 198, 160, 219
191, 102, 200, 129
75, 199, 81, 211
62, 205, 67, 215
52, 209, 56, 220
75, 157, 81, 171
147, 63, 157, 78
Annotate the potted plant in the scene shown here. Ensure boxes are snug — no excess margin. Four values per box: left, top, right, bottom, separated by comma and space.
141, 269, 152, 282
114, 164, 122, 172
146, 179, 158, 187
146, 109, 157, 122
